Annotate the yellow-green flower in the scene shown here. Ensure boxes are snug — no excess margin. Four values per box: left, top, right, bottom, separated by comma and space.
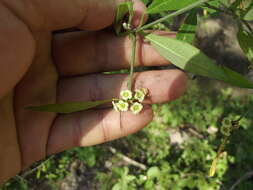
221, 118, 232, 136
117, 100, 129, 112
120, 90, 133, 101
134, 88, 148, 102
130, 102, 143, 114
221, 123, 231, 136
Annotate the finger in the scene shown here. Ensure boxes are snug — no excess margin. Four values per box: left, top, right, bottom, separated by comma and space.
131, 0, 148, 27
57, 70, 187, 104
46, 105, 153, 155
4, 0, 145, 31
0, 4, 35, 98
53, 31, 176, 76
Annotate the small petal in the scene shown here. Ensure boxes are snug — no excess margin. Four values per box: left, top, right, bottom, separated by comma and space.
117, 100, 129, 112
141, 88, 148, 95
120, 90, 133, 100
130, 102, 143, 114
134, 88, 148, 102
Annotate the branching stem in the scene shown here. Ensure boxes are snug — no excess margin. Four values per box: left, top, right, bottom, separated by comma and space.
136, 0, 211, 32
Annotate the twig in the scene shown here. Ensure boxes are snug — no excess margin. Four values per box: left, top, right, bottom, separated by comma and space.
229, 171, 253, 190
137, 0, 211, 32
234, 108, 252, 123
180, 124, 205, 139
109, 147, 147, 170
21, 155, 55, 178
188, 128, 205, 138
14, 175, 27, 183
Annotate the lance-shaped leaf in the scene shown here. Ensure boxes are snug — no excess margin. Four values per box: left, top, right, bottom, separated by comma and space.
147, 0, 197, 14
244, 7, 253, 21
145, 34, 253, 88
114, 2, 133, 35
237, 28, 253, 64
240, 1, 253, 21
176, 9, 197, 44
26, 99, 112, 114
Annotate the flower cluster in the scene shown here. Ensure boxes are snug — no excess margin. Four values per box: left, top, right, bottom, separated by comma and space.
112, 88, 148, 114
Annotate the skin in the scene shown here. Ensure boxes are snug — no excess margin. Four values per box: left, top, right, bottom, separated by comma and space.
0, 0, 187, 185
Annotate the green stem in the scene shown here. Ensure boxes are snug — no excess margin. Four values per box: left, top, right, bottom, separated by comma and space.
217, 137, 228, 157
138, 12, 146, 29
136, 0, 211, 32
128, 0, 134, 26
128, 33, 137, 91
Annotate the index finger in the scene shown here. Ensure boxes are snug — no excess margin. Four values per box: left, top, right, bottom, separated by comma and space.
3, 0, 146, 31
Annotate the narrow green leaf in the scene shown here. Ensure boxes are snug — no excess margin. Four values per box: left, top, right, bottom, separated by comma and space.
176, 9, 197, 44
244, 6, 253, 21
114, 2, 134, 35
145, 34, 253, 88
203, 0, 228, 14
141, 0, 150, 5
26, 99, 112, 114
237, 27, 253, 64
207, 0, 228, 7
147, 0, 198, 14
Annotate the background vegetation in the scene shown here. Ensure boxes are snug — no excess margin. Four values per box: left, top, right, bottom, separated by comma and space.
1, 0, 253, 189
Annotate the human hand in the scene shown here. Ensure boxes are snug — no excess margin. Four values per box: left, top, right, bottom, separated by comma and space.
0, 0, 187, 184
